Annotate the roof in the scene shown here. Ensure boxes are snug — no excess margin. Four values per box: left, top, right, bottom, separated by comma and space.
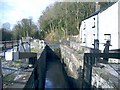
82, 2, 116, 21
83, 10, 100, 20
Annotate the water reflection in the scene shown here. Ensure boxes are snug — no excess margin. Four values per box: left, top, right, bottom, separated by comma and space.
45, 78, 53, 89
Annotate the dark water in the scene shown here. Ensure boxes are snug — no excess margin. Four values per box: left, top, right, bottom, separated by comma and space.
45, 79, 53, 88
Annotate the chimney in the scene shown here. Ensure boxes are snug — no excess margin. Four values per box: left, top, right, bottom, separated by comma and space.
96, 2, 100, 11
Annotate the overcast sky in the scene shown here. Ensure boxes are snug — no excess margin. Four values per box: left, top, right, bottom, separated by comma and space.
0, 0, 58, 29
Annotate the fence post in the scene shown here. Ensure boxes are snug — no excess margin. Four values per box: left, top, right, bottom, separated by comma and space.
93, 39, 99, 65
29, 57, 37, 67
0, 58, 3, 90
17, 40, 19, 51
12, 41, 13, 50
83, 54, 94, 89
103, 40, 111, 62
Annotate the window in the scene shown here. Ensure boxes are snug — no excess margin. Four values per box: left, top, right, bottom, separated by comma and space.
83, 22, 86, 30
83, 34, 86, 43
83, 37, 86, 43
92, 18, 95, 28
104, 34, 111, 41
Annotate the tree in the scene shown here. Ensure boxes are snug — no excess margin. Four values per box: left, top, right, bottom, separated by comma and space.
12, 18, 38, 39
0, 28, 13, 41
2, 22, 11, 30
38, 2, 95, 42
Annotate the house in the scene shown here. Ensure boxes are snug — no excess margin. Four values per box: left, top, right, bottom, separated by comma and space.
79, 1, 120, 89
80, 0, 120, 51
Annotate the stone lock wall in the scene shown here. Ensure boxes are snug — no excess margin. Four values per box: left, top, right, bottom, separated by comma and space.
60, 44, 84, 88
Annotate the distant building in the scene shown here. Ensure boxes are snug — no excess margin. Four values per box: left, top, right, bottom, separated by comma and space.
5, 37, 31, 61
39, 40, 45, 49
31, 39, 45, 50
19, 37, 31, 52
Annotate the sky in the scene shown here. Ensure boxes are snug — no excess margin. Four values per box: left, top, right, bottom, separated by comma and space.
0, 0, 118, 29
0, 0, 58, 29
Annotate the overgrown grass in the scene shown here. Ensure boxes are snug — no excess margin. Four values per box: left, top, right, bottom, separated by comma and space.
3, 73, 16, 87
31, 48, 39, 52
9, 60, 21, 68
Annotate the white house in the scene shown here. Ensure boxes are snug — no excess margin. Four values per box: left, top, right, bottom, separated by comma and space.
80, 1, 120, 51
